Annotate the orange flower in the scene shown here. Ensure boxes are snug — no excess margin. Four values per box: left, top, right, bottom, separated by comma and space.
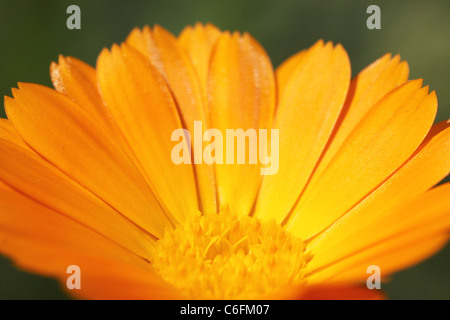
0, 23, 449, 300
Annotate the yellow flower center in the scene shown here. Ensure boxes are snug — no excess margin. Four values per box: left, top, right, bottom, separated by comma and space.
151, 211, 307, 299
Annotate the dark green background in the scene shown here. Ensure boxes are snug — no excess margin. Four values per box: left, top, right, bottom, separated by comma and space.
0, 0, 449, 299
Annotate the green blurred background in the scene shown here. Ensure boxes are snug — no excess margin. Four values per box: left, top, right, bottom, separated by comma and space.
0, 0, 449, 299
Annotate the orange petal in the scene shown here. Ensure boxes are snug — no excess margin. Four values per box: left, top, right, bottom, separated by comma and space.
306, 54, 409, 188
50, 56, 113, 132
97, 44, 199, 223
67, 255, 183, 299
208, 31, 276, 215
5, 83, 170, 238
307, 120, 450, 267
274, 284, 384, 300
275, 48, 308, 113
0, 139, 156, 259
0, 118, 30, 149
305, 183, 450, 283
287, 80, 437, 239
126, 25, 217, 214
50, 56, 134, 155
298, 285, 384, 300
126, 25, 208, 127
314, 234, 449, 284
0, 234, 180, 299
0, 187, 149, 270
254, 40, 351, 223
178, 23, 221, 92
0, 184, 180, 299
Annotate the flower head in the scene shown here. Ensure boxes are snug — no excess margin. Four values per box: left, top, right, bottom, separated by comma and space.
0, 23, 449, 299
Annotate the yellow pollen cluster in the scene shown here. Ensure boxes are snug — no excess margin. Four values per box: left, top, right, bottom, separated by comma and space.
151, 211, 307, 299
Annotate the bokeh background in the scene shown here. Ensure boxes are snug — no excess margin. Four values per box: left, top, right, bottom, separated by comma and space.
0, 0, 449, 299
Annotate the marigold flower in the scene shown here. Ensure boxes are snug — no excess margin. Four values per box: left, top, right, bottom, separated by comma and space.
0, 23, 449, 300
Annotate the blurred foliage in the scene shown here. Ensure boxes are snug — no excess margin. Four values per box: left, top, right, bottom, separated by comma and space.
0, 0, 449, 299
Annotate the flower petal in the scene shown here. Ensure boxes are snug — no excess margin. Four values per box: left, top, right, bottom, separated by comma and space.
0, 139, 156, 259
275, 48, 308, 112
312, 234, 449, 284
254, 40, 351, 223
273, 284, 384, 300
207, 31, 276, 215
50, 56, 114, 132
287, 80, 437, 240
97, 43, 199, 223
0, 118, 29, 149
5, 83, 171, 238
305, 54, 409, 188
305, 183, 450, 283
306, 120, 450, 269
0, 186, 150, 270
0, 177, 180, 300
178, 23, 221, 92
68, 255, 182, 299
0, 234, 179, 299
126, 25, 217, 214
